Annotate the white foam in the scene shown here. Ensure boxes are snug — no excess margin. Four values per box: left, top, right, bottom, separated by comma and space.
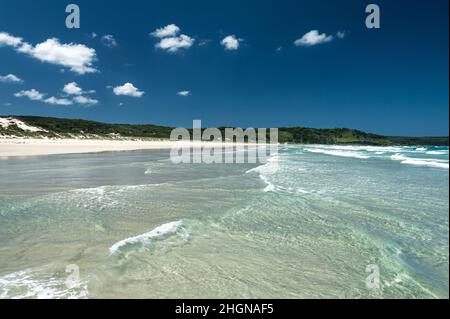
305, 145, 404, 153
390, 154, 449, 169
109, 220, 184, 255
73, 186, 106, 196
305, 148, 370, 159
246, 153, 280, 192
0, 269, 88, 299
259, 174, 275, 192
296, 188, 310, 194
426, 151, 448, 155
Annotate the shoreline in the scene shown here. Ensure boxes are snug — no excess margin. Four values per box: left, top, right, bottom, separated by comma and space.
1, 137, 448, 158
0, 138, 255, 158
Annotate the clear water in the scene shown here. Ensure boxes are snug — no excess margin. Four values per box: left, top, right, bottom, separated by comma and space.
0, 145, 448, 298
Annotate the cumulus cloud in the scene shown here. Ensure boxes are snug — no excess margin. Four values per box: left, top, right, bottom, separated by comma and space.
0, 31, 98, 74
177, 90, 191, 96
0, 32, 22, 47
156, 35, 194, 53
113, 83, 145, 97
44, 96, 73, 106
61, 82, 97, 105
15, 89, 72, 106
14, 89, 44, 101
73, 95, 98, 106
101, 34, 118, 48
221, 35, 241, 50
63, 82, 95, 95
15, 82, 98, 106
0, 74, 23, 83
20, 38, 97, 74
151, 24, 194, 53
294, 30, 334, 47
63, 82, 83, 95
151, 24, 180, 38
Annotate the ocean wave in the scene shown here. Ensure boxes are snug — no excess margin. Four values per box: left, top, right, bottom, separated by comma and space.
296, 188, 310, 194
68, 184, 162, 210
304, 148, 370, 159
305, 145, 404, 153
246, 165, 276, 192
390, 154, 449, 169
72, 184, 152, 195
0, 269, 88, 299
426, 151, 448, 155
245, 153, 280, 192
109, 220, 186, 255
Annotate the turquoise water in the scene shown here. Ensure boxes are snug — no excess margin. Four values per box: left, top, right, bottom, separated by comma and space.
0, 145, 448, 298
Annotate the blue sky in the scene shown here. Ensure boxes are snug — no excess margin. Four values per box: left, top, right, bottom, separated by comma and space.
0, 0, 448, 136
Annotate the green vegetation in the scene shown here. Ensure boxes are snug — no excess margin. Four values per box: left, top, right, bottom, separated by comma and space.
1, 115, 448, 146
2, 116, 173, 140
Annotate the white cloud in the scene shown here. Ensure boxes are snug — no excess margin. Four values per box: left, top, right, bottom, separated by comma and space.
155, 34, 194, 53
63, 82, 95, 95
0, 74, 23, 83
151, 24, 194, 53
177, 90, 191, 96
15, 83, 99, 106
221, 35, 241, 50
0, 31, 98, 74
101, 34, 118, 48
336, 31, 346, 39
63, 82, 83, 95
113, 83, 145, 97
198, 39, 211, 47
20, 38, 97, 74
294, 30, 334, 47
151, 24, 180, 38
73, 95, 98, 106
91, 32, 98, 39
44, 96, 73, 106
14, 89, 44, 101
0, 32, 22, 47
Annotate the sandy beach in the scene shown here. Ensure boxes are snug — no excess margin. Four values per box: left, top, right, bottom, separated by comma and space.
0, 138, 249, 157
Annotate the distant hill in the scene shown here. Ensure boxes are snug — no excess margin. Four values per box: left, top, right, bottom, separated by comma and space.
0, 115, 448, 146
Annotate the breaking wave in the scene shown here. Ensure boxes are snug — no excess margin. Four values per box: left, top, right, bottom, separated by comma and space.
304, 148, 370, 159
390, 154, 449, 169
109, 220, 187, 255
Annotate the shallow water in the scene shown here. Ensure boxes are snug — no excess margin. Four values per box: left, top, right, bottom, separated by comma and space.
0, 145, 448, 298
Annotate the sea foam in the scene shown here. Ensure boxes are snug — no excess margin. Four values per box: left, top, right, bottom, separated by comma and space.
304, 148, 370, 159
390, 154, 449, 169
0, 269, 88, 299
109, 220, 184, 255
245, 153, 279, 192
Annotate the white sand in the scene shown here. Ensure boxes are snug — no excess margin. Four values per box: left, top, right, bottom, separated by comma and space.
0, 138, 250, 157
